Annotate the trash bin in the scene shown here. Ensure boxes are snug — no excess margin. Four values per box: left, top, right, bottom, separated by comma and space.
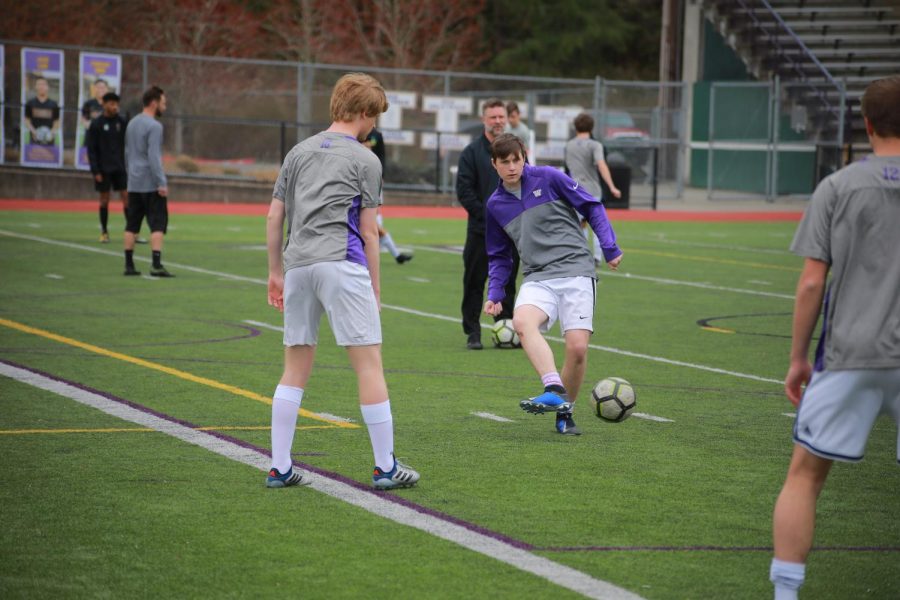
600, 163, 630, 209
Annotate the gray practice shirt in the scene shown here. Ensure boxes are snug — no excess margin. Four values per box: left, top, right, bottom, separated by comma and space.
565, 137, 605, 200
790, 154, 900, 371
124, 114, 166, 192
273, 131, 382, 272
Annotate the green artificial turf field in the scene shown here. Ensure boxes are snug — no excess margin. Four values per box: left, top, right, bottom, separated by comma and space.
1, 210, 897, 599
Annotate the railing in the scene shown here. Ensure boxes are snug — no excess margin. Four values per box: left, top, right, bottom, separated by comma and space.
736, 0, 844, 133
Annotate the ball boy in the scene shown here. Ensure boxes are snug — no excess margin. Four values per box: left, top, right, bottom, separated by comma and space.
483, 133, 623, 435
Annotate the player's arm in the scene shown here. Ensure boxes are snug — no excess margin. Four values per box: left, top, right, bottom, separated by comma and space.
51, 104, 61, 134
785, 258, 828, 406
456, 147, 482, 218
148, 124, 168, 197
555, 171, 623, 269
360, 207, 381, 309
483, 207, 514, 316
24, 105, 36, 136
596, 159, 621, 198
266, 198, 286, 311
86, 122, 101, 178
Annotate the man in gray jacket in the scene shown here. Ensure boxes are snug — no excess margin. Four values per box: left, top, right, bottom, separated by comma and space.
123, 86, 172, 277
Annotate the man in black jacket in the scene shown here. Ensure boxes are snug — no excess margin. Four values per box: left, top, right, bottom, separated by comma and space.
456, 98, 519, 349
86, 92, 128, 243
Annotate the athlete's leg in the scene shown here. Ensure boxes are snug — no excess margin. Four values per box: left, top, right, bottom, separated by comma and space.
513, 304, 556, 377
770, 445, 832, 598
346, 344, 389, 406
347, 344, 394, 471
561, 328, 590, 403
98, 191, 110, 235
773, 445, 832, 562
269, 345, 316, 473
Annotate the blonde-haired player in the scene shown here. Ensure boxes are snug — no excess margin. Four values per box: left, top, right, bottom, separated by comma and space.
265, 73, 420, 490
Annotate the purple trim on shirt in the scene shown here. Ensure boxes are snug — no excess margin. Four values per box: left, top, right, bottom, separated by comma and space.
813, 285, 830, 372
346, 195, 367, 267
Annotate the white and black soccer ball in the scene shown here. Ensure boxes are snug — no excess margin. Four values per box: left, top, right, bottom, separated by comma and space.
491, 319, 521, 348
34, 126, 54, 145
592, 377, 636, 422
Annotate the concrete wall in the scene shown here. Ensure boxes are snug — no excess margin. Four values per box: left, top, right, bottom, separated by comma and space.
0, 165, 455, 206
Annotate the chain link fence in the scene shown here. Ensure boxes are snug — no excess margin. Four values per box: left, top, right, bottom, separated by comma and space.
5, 39, 783, 206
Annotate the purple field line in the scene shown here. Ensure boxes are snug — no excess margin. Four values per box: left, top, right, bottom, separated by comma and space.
6, 358, 899, 556
2, 359, 533, 552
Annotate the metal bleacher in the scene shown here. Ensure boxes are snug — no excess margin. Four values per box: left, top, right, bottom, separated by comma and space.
706, 0, 900, 149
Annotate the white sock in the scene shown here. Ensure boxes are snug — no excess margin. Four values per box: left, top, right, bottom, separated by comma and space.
360, 400, 394, 471
380, 232, 400, 258
270, 384, 303, 473
770, 558, 805, 600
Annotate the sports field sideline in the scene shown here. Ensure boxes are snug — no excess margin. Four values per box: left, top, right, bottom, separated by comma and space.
1, 200, 897, 599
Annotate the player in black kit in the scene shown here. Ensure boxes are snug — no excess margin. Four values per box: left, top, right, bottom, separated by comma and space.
86, 92, 128, 243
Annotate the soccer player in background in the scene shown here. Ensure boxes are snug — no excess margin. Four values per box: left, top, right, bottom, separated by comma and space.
364, 126, 413, 264
86, 92, 128, 243
483, 133, 623, 435
565, 113, 621, 266
123, 86, 172, 277
770, 75, 900, 600
24, 77, 60, 146
265, 73, 420, 490
504, 101, 531, 142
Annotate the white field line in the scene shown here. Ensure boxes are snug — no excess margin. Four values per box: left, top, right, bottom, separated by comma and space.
782, 412, 797, 418
1, 362, 643, 600
471, 411, 515, 423
3, 229, 782, 386
45, 273, 64, 279
407, 243, 794, 301
312, 412, 355, 423
243, 319, 285, 333
626, 235, 793, 256
406, 277, 431, 283
632, 413, 674, 423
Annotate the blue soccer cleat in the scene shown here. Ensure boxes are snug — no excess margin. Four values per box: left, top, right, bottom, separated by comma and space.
266, 467, 310, 489
555, 411, 582, 435
372, 455, 420, 490
520, 390, 572, 414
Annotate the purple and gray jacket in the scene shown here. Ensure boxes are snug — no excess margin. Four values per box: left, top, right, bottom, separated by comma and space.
485, 163, 621, 304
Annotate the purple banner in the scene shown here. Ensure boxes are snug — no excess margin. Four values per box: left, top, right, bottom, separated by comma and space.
20, 48, 64, 168
76, 52, 122, 169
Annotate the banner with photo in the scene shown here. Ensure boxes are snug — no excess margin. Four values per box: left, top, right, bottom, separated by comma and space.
75, 52, 122, 169
0, 45, 5, 164
20, 47, 64, 168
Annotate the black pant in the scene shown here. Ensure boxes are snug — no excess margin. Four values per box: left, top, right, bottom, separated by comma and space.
461, 228, 518, 337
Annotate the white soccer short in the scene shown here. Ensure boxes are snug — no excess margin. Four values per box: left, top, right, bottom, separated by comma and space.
794, 367, 900, 463
283, 260, 382, 347
514, 276, 596, 334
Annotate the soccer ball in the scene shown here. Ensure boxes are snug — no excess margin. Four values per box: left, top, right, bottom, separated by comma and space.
491, 319, 521, 348
34, 126, 54, 145
592, 377, 636, 422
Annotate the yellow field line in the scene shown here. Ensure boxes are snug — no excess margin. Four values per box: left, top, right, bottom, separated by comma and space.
629, 248, 801, 272
0, 317, 359, 429
701, 326, 736, 334
0, 425, 336, 435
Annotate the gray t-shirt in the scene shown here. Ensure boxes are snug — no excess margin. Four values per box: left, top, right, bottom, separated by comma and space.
564, 137, 604, 200
506, 122, 531, 142
790, 154, 900, 370
273, 131, 382, 272
124, 114, 166, 192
